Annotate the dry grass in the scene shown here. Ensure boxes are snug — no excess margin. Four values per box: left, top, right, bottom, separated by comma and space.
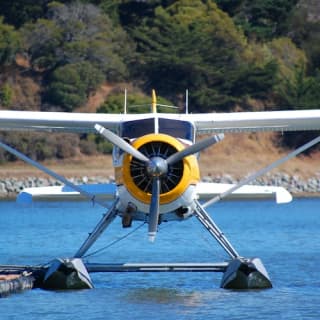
199, 132, 320, 179
75, 84, 114, 113
0, 155, 114, 179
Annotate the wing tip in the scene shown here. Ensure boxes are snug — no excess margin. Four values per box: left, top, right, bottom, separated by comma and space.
16, 191, 33, 205
275, 187, 293, 204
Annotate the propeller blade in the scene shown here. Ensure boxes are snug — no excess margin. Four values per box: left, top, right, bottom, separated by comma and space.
166, 133, 224, 165
202, 135, 320, 208
0, 140, 110, 209
148, 177, 160, 242
95, 124, 149, 163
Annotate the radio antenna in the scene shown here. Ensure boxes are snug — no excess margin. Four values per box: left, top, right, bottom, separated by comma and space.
124, 89, 127, 114
185, 89, 189, 114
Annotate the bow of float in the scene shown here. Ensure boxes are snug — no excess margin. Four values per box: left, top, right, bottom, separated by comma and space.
42, 258, 94, 290
220, 257, 272, 289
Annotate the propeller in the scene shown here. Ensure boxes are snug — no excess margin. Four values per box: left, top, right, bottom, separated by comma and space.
95, 124, 224, 241
144, 156, 169, 241
166, 133, 224, 165
94, 124, 149, 163
149, 176, 160, 242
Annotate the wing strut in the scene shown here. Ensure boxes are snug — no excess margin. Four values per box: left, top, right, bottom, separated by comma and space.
0, 141, 110, 209
194, 200, 240, 258
202, 135, 320, 208
74, 199, 119, 258
192, 135, 320, 259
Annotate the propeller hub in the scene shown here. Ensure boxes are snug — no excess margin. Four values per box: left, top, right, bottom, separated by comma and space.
147, 157, 168, 177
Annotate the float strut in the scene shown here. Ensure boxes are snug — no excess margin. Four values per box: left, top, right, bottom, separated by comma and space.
193, 200, 240, 259
74, 199, 119, 258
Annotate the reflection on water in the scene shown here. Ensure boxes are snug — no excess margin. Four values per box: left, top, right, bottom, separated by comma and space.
126, 288, 189, 304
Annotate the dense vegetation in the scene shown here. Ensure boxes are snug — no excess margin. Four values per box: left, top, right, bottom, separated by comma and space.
0, 0, 319, 161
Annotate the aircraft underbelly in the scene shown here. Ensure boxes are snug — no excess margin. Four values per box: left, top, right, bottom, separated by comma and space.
116, 184, 197, 221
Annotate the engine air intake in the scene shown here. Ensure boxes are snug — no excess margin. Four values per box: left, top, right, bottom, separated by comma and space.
130, 141, 183, 194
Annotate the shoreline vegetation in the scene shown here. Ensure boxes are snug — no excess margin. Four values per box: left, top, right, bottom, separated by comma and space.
0, 131, 319, 199
0, 132, 319, 199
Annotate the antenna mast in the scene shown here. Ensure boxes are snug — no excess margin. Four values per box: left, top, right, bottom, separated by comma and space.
152, 89, 157, 113
185, 89, 189, 114
124, 89, 127, 114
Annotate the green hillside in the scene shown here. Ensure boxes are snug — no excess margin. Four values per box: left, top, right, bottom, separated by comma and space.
0, 0, 319, 161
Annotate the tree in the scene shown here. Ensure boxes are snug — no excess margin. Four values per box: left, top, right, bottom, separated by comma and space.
0, 1, 48, 28
117, 0, 176, 28
268, 37, 307, 80
277, 66, 320, 110
0, 83, 13, 107
130, 0, 277, 111
46, 62, 104, 111
22, 18, 62, 70
97, 91, 174, 114
22, 2, 135, 79
230, 60, 279, 99
231, 0, 299, 40
20, 2, 136, 110
276, 66, 320, 153
0, 17, 21, 66
215, 0, 245, 16
287, 4, 320, 72
0, 131, 79, 161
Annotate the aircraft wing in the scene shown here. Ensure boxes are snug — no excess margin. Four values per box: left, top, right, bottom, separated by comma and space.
0, 110, 150, 133
17, 183, 116, 204
195, 182, 292, 204
183, 110, 320, 134
17, 181, 291, 205
0, 109, 319, 134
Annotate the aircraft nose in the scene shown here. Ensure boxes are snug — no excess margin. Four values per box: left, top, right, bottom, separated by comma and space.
147, 157, 168, 177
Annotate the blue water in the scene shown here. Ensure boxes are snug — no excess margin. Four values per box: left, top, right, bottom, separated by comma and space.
1, 198, 320, 319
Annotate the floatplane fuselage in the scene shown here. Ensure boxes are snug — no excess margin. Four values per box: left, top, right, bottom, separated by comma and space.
112, 112, 201, 236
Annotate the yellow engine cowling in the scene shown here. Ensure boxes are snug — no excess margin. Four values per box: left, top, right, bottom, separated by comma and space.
120, 133, 200, 205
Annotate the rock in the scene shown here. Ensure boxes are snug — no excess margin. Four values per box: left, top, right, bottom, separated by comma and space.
202, 176, 213, 182
0, 182, 7, 194
0, 173, 319, 198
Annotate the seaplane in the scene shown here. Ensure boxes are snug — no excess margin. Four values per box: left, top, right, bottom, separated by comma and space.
0, 90, 319, 290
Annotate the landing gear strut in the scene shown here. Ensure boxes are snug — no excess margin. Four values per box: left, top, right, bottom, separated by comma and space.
194, 200, 272, 289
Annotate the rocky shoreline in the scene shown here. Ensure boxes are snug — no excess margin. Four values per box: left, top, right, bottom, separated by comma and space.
0, 173, 319, 198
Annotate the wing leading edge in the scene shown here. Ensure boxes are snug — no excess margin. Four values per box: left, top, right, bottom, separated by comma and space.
0, 111, 151, 133
17, 182, 291, 205
0, 109, 319, 134
186, 109, 320, 134
17, 183, 116, 204
196, 182, 292, 204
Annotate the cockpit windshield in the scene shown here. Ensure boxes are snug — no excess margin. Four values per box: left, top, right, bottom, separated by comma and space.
120, 117, 194, 141
158, 118, 194, 140
121, 118, 154, 139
